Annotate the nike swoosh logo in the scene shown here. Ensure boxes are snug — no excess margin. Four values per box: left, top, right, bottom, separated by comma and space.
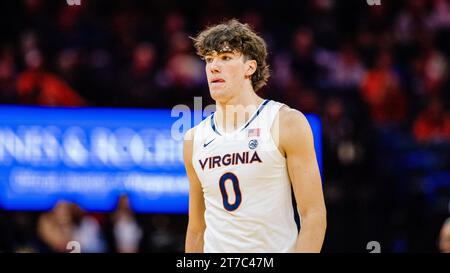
203, 139, 215, 148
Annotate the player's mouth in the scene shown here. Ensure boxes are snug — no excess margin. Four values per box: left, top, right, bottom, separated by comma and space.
211, 78, 225, 84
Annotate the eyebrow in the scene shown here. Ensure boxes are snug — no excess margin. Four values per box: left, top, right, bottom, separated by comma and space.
204, 51, 237, 58
206, 51, 230, 56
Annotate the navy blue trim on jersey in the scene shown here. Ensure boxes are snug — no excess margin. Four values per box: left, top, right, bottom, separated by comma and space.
210, 114, 222, 136
240, 99, 270, 131
210, 99, 270, 135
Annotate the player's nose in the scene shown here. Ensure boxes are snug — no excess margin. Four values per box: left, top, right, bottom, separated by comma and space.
209, 59, 221, 73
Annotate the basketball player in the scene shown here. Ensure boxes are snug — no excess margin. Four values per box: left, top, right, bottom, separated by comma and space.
183, 19, 326, 253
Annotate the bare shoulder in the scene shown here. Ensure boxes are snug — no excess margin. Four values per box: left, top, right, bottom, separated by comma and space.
184, 126, 197, 142
183, 126, 198, 166
278, 105, 312, 135
276, 105, 314, 153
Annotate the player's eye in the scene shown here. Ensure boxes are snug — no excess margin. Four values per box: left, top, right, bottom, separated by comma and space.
222, 55, 232, 61
205, 57, 213, 63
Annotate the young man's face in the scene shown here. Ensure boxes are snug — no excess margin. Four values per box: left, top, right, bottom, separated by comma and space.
204, 50, 254, 102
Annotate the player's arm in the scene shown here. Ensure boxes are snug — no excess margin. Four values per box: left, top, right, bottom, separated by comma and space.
278, 107, 327, 253
183, 127, 206, 253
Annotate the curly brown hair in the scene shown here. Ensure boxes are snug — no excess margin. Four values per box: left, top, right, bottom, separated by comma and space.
192, 19, 270, 92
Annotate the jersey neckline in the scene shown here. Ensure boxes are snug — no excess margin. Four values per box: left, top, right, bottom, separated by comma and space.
210, 99, 270, 136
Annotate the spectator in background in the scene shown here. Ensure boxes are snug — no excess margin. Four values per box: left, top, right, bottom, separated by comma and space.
37, 201, 77, 252
155, 30, 204, 107
427, 0, 450, 31
394, 0, 428, 45
37, 201, 106, 253
413, 97, 450, 144
411, 47, 443, 98
315, 42, 366, 100
0, 47, 18, 104
290, 27, 320, 89
117, 42, 160, 107
57, 48, 85, 95
17, 48, 87, 106
327, 44, 365, 92
7, 212, 39, 253
321, 96, 368, 196
71, 209, 106, 253
438, 217, 450, 253
308, 0, 339, 49
109, 195, 142, 253
282, 78, 320, 115
419, 47, 447, 97
322, 97, 359, 168
360, 49, 408, 126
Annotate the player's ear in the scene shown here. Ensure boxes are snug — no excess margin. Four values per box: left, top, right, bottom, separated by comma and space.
245, 59, 257, 77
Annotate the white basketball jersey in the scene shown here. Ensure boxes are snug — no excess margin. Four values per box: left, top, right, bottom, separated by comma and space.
192, 100, 298, 253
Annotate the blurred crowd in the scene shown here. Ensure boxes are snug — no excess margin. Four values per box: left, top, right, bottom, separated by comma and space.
0, 0, 450, 252
0, 197, 186, 253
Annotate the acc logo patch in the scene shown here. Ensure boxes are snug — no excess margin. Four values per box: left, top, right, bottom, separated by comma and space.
248, 139, 258, 150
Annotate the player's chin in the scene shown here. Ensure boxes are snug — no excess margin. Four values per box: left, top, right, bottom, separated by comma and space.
209, 88, 226, 101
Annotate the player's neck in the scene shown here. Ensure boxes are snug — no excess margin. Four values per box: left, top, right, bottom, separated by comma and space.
214, 91, 264, 133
